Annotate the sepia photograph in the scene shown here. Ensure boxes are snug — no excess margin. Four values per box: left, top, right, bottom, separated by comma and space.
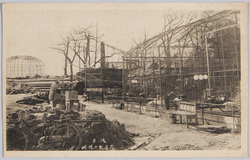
2, 2, 248, 157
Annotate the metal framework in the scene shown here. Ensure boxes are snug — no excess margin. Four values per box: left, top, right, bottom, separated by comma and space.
7, 56, 45, 78
122, 10, 241, 103
71, 10, 240, 105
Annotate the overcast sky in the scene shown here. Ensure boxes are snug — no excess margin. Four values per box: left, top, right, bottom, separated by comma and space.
3, 3, 242, 76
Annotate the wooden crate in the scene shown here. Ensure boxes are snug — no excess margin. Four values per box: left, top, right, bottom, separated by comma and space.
65, 91, 78, 102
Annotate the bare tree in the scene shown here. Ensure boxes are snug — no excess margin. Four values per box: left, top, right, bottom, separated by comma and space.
161, 11, 197, 68
69, 34, 86, 65
52, 36, 77, 81
74, 27, 96, 68
56, 37, 70, 76
53, 26, 124, 82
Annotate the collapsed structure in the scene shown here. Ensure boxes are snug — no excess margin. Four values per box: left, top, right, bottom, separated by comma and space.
74, 10, 240, 105
122, 10, 240, 103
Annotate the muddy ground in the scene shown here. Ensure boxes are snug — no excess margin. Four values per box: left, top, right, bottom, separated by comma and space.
5, 94, 241, 150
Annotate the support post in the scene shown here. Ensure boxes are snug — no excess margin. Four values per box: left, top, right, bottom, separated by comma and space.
101, 42, 105, 103
155, 99, 159, 118
129, 58, 132, 93
204, 34, 211, 96
202, 108, 205, 125
158, 46, 163, 106
127, 99, 129, 112
186, 115, 189, 128
220, 31, 227, 96
233, 14, 240, 104
94, 22, 98, 68
139, 98, 142, 114
152, 57, 155, 97
85, 36, 90, 92
178, 41, 182, 94
122, 56, 125, 100
143, 53, 146, 97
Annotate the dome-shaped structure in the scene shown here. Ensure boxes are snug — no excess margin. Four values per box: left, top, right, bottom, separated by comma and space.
7, 56, 45, 78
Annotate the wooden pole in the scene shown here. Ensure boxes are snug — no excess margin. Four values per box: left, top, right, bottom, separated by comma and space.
220, 31, 227, 96
233, 14, 240, 104
232, 107, 235, 132
202, 108, 204, 125
85, 36, 90, 93
101, 42, 105, 103
143, 42, 147, 97
125, 57, 128, 94
178, 41, 182, 94
129, 58, 132, 93
234, 14, 239, 70
143, 53, 146, 97
94, 22, 98, 68
158, 46, 163, 106
152, 57, 155, 97
205, 34, 211, 96
122, 56, 125, 97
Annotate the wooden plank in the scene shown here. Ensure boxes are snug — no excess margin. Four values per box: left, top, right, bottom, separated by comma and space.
171, 111, 196, 116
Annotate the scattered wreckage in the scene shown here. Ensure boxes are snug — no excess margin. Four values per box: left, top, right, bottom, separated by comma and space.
16, 92, 49, 105
7, 89, 134, 151
7, 108, 134, 151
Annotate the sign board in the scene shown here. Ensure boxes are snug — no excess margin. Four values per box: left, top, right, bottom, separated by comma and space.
132, 79, 138, 84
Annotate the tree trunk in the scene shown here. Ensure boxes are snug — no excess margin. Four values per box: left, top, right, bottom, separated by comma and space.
70, 63, 73, 82
86, 36, 90, 67
163, 40, 171, 68
64, 56, 68, 76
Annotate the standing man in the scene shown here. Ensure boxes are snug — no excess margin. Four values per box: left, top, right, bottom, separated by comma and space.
165, 92, 173, 110
49, 80, 60, 108
165, 95, 170, 110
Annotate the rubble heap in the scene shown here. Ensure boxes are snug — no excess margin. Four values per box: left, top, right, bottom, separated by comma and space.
80, 110, 134, 150
7, 108, 134, 151
196, 125, 231, 134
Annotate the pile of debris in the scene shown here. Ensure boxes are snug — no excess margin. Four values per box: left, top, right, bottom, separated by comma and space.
78, 110, 134, 150
196, 125, 231, 134
7, 88, 32, 95
7, 107, 134, 151
16, 92, 49, 105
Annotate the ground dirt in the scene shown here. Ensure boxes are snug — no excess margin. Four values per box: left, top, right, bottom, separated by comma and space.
84, 101, 241, 150
5, 94, 241, 150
